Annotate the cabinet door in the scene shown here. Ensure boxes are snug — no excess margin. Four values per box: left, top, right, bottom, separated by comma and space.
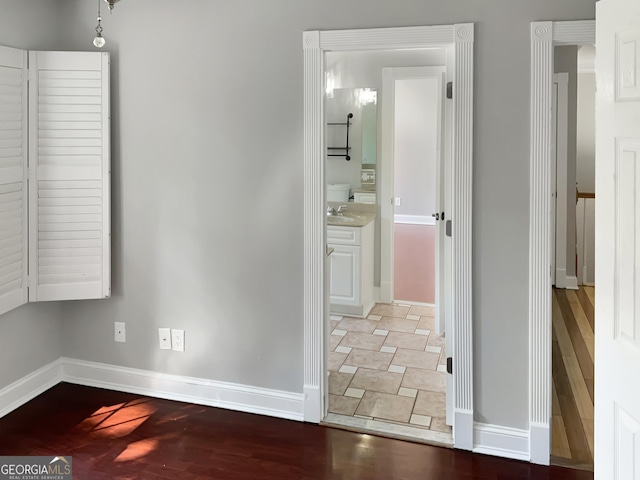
329, 244, 360, 306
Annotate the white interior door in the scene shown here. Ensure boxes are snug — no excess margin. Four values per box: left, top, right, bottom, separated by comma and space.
595, 0, 640, 476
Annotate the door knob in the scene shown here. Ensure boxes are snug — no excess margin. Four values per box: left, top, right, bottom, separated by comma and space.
432, 213, 440, 221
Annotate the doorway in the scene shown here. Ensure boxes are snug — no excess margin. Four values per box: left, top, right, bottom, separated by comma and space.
302, 24, 475, 450
550, 44, 595, 471
528, 19, 595, 465
322, 59, 451, 443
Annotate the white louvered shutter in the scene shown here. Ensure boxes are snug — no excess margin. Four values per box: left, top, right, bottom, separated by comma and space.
28, 51, 110, 302
0, 46, 28, 315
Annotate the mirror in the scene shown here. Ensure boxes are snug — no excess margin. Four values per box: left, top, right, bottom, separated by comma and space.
325, 88, 377, 165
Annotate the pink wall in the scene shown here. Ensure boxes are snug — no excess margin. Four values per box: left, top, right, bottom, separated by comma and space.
394, 223, 435, 304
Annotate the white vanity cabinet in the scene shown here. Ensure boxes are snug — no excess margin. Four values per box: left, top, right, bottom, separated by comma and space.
327, 221, 374, 317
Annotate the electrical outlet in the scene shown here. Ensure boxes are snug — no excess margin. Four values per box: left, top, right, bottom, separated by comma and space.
394, 197, 402, 206
158, 328, 171, 350
172, 329, 185, 352
114, 322, 126, 343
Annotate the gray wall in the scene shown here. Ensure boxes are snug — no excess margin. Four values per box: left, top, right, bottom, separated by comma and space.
0, 0, 597, 430
0, 1, 65, 390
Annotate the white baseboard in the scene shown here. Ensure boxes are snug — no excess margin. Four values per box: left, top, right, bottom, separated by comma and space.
0, 359, 63, 419
0, 357, 305, 423
394, 300, 435, 308
61, 358, 305, 421
394, 214, 436, 226
555, 268, 567, 288
529, 422, 550, 465
473, 422, 530, 461
565, 276, 579, 290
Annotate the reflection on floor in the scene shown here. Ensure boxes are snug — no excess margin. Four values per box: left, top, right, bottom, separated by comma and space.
551, 286, 594, 471
325, 302, 452, 445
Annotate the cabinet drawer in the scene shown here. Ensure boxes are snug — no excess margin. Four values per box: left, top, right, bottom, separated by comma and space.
327, 226, 361, 246
354, 192, 376, 204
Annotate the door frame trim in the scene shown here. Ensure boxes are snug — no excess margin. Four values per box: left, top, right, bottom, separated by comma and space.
529, 20, 595, 465
302, 24, 475, 450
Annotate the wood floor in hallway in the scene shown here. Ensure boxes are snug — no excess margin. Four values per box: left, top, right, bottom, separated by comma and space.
551, 286, 595, 471
0, 383, 594, 479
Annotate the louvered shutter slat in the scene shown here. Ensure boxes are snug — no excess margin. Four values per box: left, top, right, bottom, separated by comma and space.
0, 45, 27, 315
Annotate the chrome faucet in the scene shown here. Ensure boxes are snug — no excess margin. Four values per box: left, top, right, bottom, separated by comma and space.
327, 205, 348, 216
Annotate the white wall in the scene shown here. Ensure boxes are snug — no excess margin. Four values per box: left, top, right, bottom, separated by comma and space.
0, 0, 65, 390
394, 77, 438, 218
0, 0, 597, 432
577, 72, 595, 193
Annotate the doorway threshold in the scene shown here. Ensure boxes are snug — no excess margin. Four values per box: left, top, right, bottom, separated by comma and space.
322, 413, 454, 448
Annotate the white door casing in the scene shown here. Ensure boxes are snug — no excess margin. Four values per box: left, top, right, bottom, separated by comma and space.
303, 24, 474, 450
595, 0, 640, 477
529, 20, 595, 465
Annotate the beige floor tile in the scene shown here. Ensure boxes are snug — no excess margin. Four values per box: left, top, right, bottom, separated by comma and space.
345, 348, 395, 371
370, 304, 411, 319
428, 331, 446, 348
328, 372, 354, 395
409, 305, 435, 317
338, 332, 385, 351
418, 316, 436, 330
329, 335, 342, 352
328, 351, 348, 371
355, 391, 416, 423
437, 365, 447, 373
383, 331, 428, 351
376, 316, 420, 334
328, 394, 361, 415
348, 368, 403, 394
429, 416, 452, 434
439, 351, 447, 365
337, 317, 378, 334
344, 388, 365, 399
410, 414, 432, 427
398, 387, 418, 398
330, 320, 340, 330
413, 390, 446, 417
401, 367, 446, 392
392, 349, 439, 370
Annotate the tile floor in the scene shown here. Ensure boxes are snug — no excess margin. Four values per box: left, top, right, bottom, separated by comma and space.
326, 303, 452, 440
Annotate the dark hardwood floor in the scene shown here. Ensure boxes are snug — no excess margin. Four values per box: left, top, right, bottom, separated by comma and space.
0, 383, 593, 479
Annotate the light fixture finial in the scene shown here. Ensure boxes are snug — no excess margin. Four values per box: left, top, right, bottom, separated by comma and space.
93, 0, 105, 48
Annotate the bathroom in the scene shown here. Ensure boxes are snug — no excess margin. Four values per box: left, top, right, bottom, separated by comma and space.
324, 48, 452, 442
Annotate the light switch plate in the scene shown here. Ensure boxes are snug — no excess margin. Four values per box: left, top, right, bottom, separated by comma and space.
394, 197, 402, 206
159, 328, 171, 350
